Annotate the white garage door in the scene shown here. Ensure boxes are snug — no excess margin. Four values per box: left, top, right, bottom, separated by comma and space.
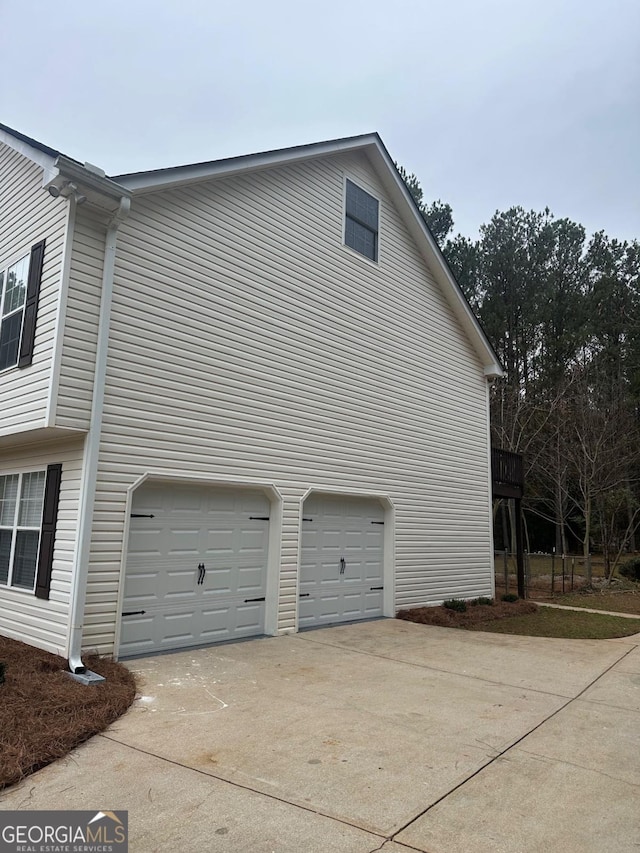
120, 482, 270, 657
299, 494, 384, 628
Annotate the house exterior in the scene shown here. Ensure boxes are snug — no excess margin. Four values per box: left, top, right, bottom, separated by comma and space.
0, 123, 502, 667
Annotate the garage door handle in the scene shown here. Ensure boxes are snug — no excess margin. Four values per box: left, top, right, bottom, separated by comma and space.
340, 558, 346, 574
197, 563, 206, 585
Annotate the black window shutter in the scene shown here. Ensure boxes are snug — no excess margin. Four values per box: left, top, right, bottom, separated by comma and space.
35, 463, 62, 600
18, 239, 46, 368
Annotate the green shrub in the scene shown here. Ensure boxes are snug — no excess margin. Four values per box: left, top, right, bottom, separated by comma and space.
501, 593, 519, 603
618, 557, 640, 582
0, 662, 5, 685
476, 596, 494, 606
443, 598, 467, 612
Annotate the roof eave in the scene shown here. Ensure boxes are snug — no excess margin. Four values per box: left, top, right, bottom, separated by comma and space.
112, 133, 382, 193
52, 156, 131, 211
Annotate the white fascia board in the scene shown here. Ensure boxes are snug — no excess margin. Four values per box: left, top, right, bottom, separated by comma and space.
113, 134, 381, 193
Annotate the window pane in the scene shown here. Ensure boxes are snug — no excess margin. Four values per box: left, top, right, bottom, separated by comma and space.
18, 471, 46, 527
0, 530, 12, 584
346, 181, 379, 231
346, 217, 377, 261
0, 474, 19, 526
12, 530, 39, 589
0, 310, 23, 371
3, 256, 29, 316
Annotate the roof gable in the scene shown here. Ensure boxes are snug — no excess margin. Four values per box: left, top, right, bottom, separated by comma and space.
111, 134, 502, 375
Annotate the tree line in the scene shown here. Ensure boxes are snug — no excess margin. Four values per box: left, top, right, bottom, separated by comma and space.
398, 167, 640, 573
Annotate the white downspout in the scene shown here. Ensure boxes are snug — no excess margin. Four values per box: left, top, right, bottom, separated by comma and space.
67, 196, 130, 674
486, 375, 497, 601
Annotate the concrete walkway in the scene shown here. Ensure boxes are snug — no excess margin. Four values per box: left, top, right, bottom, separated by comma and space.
2, 620, 639, 852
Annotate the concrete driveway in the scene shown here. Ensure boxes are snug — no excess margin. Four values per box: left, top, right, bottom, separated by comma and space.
2, 620, 639, 852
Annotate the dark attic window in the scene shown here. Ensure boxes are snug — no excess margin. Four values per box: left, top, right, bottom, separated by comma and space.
345, 179, 379, 262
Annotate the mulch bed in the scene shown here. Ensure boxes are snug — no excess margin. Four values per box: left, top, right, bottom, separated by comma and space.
0, 636, 137, 790
397, 599, 538, 629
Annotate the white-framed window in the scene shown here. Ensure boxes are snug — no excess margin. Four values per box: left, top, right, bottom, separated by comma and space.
344, 179, 379, 262
0, 253, 29, 372
0, 470, 46, 591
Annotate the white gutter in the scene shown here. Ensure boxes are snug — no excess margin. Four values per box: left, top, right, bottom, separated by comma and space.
67, 195, 130, 674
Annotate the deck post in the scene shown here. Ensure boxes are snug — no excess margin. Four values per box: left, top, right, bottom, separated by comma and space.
491, 448, 525, 598
515, 497, 525, 598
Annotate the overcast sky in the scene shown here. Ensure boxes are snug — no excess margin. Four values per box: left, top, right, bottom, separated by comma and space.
1, 0, 638, 242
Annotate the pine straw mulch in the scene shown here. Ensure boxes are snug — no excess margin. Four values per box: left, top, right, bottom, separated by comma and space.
397, 599, 538, 629
0, 636, 137, 790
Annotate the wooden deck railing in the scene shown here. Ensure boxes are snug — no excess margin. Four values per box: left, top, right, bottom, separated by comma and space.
491, 448, 524, 498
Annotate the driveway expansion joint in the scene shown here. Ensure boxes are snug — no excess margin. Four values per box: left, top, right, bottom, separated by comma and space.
297, 632, 577, 699
516, 747, 640, 788
577, 696, 640, 714
387, 641, 637, 841
97, 732, 390, 839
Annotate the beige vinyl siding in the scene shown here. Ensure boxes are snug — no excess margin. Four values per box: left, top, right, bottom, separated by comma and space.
0, 437, 84, 656
85, 151, 492, 653
0, 143, 68, 436
54, 209, 106, 429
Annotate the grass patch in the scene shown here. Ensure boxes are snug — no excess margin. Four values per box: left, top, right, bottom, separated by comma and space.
398, 598, 640, 639
542, 592, 640, 615
468, 607, 640, 639
0, 636, 137, 790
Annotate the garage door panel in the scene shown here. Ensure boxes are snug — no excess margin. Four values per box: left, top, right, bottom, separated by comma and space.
366, 564, 383, 581
299, 595, 339, 626
299, 588, 383, 627
120, 483, 269, 657
118, 613, 157, 655
233, 603, 264, 633
172, 490, 205, 512
164, 567, 201, 598
342, 591, 368, 616
123, 575, 158, 603
202, 567, 233, 595
300, 494, 384, 628
236, 566, 265, 593
199, 566, 263, 597
204, 530, 268, 555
